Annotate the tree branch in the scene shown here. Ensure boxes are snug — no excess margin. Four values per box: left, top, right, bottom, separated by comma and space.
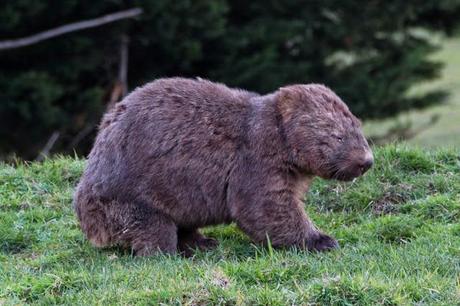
0, 8, 142, 51
106, 34, 130, 110
67, 124, 95, 151
118, 34, 129, 97
36, 131, 60, 161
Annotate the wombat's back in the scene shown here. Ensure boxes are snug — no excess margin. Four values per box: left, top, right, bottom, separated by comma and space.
76, 78, 257, 227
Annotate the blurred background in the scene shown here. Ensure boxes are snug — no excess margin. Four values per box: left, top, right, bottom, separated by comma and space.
0, 1, 459, 161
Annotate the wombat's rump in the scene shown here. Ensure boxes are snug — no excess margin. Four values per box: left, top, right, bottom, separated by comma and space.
74, 77, 373, 256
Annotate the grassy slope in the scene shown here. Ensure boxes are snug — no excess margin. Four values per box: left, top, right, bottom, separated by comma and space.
364, 37, 460, 147
1, 146, 460, 305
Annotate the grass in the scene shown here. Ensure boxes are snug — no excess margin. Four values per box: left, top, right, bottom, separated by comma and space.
1, 145, 460, 305
364, 36, 460, 147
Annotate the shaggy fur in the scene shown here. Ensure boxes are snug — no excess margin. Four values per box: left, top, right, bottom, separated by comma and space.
74, 77, 373, 256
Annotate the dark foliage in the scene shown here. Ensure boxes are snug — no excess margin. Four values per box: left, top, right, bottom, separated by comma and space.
1, 0, 459, 158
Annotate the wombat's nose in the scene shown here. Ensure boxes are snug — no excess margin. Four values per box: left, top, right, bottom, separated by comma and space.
359, 155, 374, 174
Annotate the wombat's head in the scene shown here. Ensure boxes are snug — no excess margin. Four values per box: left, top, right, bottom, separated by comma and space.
277, 84, 373, 181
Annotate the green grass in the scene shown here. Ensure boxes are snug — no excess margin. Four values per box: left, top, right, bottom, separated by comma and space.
1, 145, 460, 305
364, 36, 460, 147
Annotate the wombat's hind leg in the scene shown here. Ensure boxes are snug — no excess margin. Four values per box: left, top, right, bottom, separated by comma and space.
178, 229, 218, 257
120, 206, 178, 256
74, 196, 112, 248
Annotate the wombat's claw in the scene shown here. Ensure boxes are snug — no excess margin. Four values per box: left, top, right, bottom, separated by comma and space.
307, 233, 339, 252
179, 236, 219, 257
198, 237, 219, 249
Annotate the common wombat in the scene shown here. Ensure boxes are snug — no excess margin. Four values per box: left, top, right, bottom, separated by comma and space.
74, 77, 373, 256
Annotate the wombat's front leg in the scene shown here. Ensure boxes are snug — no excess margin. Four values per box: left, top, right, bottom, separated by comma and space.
232, 195, 338, 252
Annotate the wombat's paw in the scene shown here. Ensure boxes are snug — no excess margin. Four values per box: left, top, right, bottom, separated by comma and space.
307, 232, 339, 252
198, 236, 219, 249
179, 234, 219, 257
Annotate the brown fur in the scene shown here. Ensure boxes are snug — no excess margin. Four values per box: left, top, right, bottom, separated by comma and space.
74, 77, 373, 256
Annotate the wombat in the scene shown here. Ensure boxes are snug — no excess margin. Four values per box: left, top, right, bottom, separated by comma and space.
74, 77, 373, 256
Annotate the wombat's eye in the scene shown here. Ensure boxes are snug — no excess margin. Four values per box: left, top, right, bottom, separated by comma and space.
333, 135, 344, 143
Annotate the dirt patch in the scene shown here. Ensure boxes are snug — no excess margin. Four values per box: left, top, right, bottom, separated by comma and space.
372, 183, 413, 215
211, 268, 230, 289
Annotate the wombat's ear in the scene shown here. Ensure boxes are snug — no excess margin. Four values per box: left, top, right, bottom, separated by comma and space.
276, 86, 304, 121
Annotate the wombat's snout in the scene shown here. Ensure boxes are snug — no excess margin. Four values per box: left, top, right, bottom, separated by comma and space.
358, 151, 374, 174
354, 151, 374, 175
333, 150, 373, 181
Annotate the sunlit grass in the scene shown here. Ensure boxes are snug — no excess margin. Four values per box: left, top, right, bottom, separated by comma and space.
364, 36, 460, 148
1, 145, 460, 304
